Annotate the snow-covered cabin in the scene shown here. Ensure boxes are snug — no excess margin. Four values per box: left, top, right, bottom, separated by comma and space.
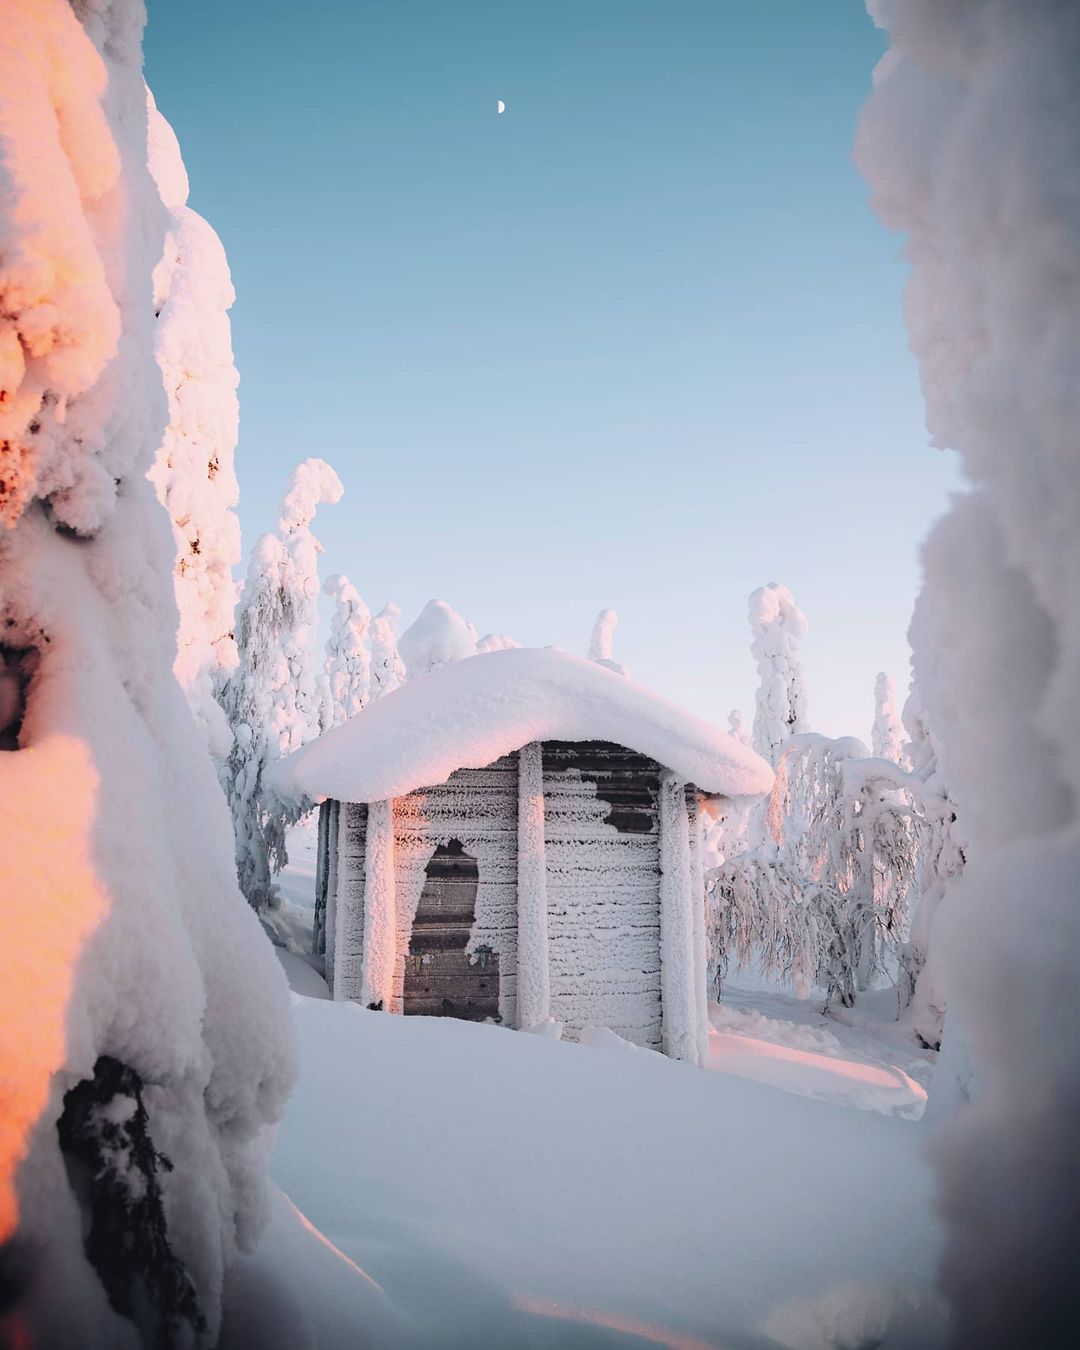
273, 649, 772, 1064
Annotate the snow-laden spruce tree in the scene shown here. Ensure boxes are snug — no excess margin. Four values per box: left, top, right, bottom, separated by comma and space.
321, 573, 371, 728
399, 598, 477, 679
587, 607, 628, 675
871, 671, 903, 763
0, 7, 293, 1344
221, 459, 342, 908
749, 583, 808, 768
858, 3, 1080, 1339
146, 92, 241, 765
368, 602, 405, 699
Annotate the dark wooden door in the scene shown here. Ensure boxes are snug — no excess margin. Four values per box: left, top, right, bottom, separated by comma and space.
403, 841, 500, 1020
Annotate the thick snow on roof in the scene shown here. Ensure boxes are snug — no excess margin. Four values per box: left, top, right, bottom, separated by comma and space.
272, 647, 773, 804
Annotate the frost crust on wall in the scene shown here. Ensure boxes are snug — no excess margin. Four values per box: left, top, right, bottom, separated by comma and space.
515, 741, 550, 1029
658, 772, 704, 1065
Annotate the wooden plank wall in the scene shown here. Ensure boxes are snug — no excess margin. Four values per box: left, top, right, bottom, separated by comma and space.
394, 755, 518, 1021
332, 757, 519, 1021
326, 744, 689, 1052
541, 741, 663, 1049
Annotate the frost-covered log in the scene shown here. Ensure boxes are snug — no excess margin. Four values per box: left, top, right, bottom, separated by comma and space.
515, 741, 550, 1028
857, 1, 1080, 1339
360, 798, 398, 1009
146, 93, 240, 765
0, 5, 294, 1344
658, 772, 702, 1064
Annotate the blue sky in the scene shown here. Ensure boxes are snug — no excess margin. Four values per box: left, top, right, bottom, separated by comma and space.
145, 0, 961, 741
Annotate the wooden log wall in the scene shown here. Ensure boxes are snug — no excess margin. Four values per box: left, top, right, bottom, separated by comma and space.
322, 743, 710, 1056
330, 756, 519, 1021
541, 741, 664, 1049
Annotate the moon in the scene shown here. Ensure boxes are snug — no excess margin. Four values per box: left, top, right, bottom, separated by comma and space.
497, 100, 506, 114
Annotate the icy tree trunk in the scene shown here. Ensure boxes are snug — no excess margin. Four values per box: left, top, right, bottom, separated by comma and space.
515, 741, 550, 1028
658, 772, 701, 1064
360, 799, 398, 1010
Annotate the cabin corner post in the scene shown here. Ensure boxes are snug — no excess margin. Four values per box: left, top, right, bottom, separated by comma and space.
658, 771, 701, 1064
360, 797, 398, 1010
688, 792, 709, 1066
516, 740, 551, 1028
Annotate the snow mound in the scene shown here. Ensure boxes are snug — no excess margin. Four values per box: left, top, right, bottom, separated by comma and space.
262, 996, 945, 1347
399, 598, 476, 678
272, 647, 773, 805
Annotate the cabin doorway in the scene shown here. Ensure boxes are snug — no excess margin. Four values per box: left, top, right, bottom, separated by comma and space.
403, 841, 500, 1020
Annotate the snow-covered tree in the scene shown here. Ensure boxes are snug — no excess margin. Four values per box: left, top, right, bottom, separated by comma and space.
587, 607, 628, 676
369, 602, 406, 699
871, 671, 903, 762
146, 92, 241, 764
0, 9, 293, 1343
220, 459, 342, 908
857, 7, 1080, 1337
399, 598, 477, 679
710, 732, 921, 1010
748, 583, 808, 767
895, 683, 964, 1050
727, 709, 751, 747
476, 632, 521, 653
321, 573, 371, 728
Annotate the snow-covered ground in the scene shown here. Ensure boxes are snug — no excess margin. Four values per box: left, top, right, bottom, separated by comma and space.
261, 824, 944, 1346
256, 941, 944, 1348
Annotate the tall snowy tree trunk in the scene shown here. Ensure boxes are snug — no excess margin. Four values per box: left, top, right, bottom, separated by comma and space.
515, 741, 550, 1029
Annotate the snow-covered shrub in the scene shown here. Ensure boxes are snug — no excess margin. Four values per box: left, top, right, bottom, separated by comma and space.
857, 3, 1080, 1338
146, 92, 241, 765
220, 459, 342, 908
399, 598, 476, 679
749, 583, 808, 767
322, 573, 371, 727
0, 6, 294, 1343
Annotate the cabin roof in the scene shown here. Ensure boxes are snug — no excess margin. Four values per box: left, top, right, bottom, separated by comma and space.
271, 647, 773, 805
